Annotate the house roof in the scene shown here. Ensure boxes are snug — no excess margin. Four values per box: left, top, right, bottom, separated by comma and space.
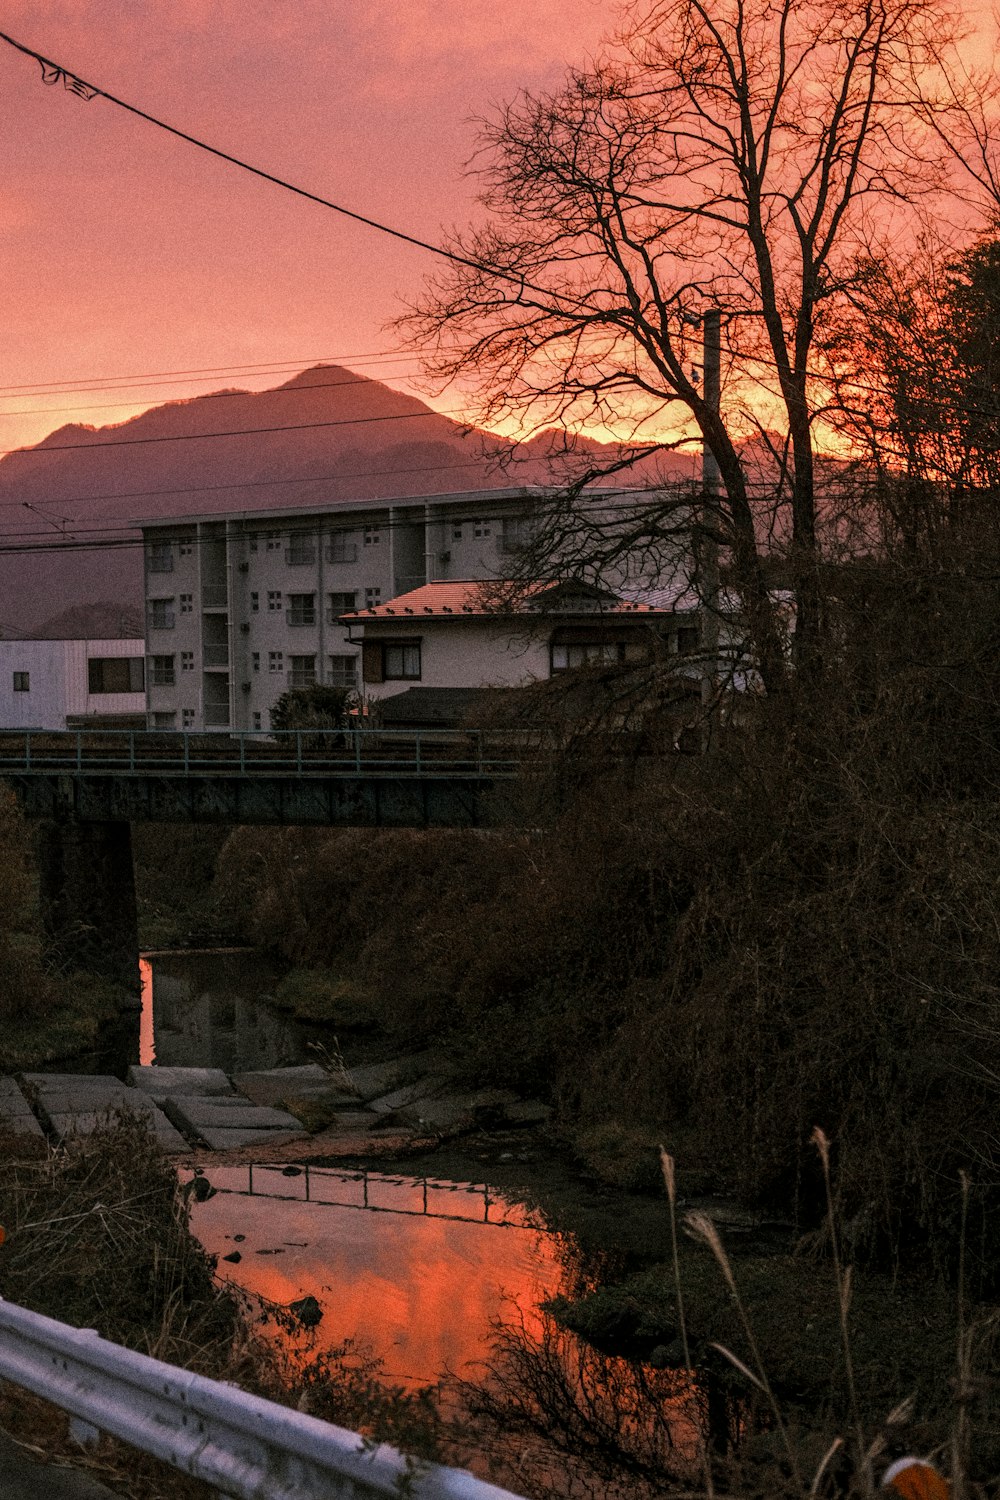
341, 579, 677, 621
377, 687, 511, 727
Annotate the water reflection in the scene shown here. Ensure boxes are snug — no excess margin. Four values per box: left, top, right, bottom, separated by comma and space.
139, 952, 313, 1070
183, 1165, 560, 1388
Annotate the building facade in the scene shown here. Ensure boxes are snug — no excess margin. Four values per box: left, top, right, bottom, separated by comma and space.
138, 488, 558, 731
0, 638, 146, 730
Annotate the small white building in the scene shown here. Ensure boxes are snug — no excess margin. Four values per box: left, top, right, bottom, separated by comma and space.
0, 639, 146, 730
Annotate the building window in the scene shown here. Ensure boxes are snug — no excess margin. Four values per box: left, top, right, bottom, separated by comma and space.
252, 711, 262, 730
473, 518, 491, 538
364, 526, 380, 546
250, 591, 259, 613
501, 516, 531, 553
178, 540, 194, 558
267, 591, 283, 612
676, 625, 700, 654
147, 541, 173, 573
550, 642, 625, 674
327, 532, 358, 564
179, 593, 193, 614
327, 591, 357, 620
148, 598, 175, 630
328, 654, 358, 688
287, 593, 316, 626
151, 711, 176, 729
182, 708, 195, 728
251, 652, 260, 672
265, 532, 282, 552
289, 654, 317, 687
181, 651, 194, 672
12, 671, 29, 692
87, 657, 144, 693
452, 523, 463, 541
285, 534, 317, 566
268, 651, 283, 673
365, 587, 381, 609
383, 642, 421, 681
248, 535, 259, 553
149, 655, 176, 686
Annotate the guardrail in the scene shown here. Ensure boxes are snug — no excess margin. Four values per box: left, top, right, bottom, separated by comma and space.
0, 1298, 522, 1500
0, 727, 530, 779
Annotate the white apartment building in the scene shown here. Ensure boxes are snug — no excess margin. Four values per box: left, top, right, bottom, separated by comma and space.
0, 639, 146, 730
137, 488, 556, 731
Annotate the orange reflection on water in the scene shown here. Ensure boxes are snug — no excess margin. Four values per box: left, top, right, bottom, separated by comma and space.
184, 1165, 561, 1387
138, 956, 154, 1066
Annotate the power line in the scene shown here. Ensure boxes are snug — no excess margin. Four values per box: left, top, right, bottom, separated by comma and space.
0, 351, 417, 397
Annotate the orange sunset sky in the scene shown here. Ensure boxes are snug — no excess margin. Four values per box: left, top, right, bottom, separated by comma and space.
0, 1, 996, 462
0, 1, 611, 458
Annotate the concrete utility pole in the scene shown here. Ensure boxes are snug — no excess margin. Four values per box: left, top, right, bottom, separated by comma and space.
700, 310, 722, 708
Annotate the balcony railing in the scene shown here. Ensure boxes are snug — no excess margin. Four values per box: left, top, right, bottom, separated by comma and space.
203, 705, 231, 727
147, 611, 175, 631
325, 606, 356, 624
287, 613, 317, 628
325, 542, 358, 565
147, 553, 173, 573
148, 671, 175, 688
285, 547, 317, 567
201, 584, 228, 609
287, 671, 317, 688
326, 667, 358, 689
203, 644, 230, 668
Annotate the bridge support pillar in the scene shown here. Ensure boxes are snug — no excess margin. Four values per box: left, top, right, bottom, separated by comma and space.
35, 819, 140, 994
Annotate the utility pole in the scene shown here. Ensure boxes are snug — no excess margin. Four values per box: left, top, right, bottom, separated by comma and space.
700, 310, 722, 709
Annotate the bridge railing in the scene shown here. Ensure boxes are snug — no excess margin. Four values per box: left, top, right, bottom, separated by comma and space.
0, 727, 537, 779
0, 1297, 522, 1500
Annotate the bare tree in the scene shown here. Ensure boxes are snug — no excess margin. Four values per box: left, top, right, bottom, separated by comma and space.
403, 0, 986, 691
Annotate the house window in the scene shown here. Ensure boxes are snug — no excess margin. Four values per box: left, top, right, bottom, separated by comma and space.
265, 532, 282, 552
181, 651, 194, 672
248, 535, 259, 553
452, 523, 463, 540
287, 593, 316, 626
327, 532, 358, 564
148, 598, 175, 630
251, 592, 259, 613
149, 654, 176, 686
383, 642, 421, 681
252, 712, 262, 730
328, 654, 358, 688
267, 591, 283, 612
289, 654, 317, 687
501, 516, 531, 553
676, 625, 700, 654
473, 518, 491, 538
87, 657, 144, 693
178, 540, 194, 558
268, 651, 283, 673
286, 534, 317, 566
365, 587, 381, 609
327, 591, 357, 620
147, 541, 173, 573
151, 711, 176, 729
550, 642, 625, 673
182, 708, 195, 729
252, 652, 260, 672
179, 593, 193, 614
364, 526, 380, 546
12, 671, 29, 692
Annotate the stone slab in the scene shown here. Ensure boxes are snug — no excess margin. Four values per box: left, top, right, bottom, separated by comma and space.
45, 1112, 188, 1152
368, 1079, 446, 1115
0, 1077, 45, 1137
191, 1126, 307, 1151
164, 1095, 304, 1133
233, 1064, 340, 1108
345, 1052, 440, 1103
127, 1066, 235, 1101
23, 1073, 123, 1093
35, 1091, 160, 1120
398, 1089, 519, 1133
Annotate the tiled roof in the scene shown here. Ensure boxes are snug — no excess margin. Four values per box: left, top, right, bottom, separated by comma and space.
341, 580, 674, 620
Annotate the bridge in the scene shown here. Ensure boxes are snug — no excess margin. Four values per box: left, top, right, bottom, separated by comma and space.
0, 728, 530, 992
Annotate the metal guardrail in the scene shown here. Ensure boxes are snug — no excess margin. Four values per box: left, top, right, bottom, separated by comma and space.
0, 1298, 522, 1500
0, 728, 528, 779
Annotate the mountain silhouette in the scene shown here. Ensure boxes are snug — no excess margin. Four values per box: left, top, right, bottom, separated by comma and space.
0, 364, 697, 633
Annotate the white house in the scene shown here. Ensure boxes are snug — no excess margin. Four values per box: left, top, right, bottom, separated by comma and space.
0, 639, 146, 730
